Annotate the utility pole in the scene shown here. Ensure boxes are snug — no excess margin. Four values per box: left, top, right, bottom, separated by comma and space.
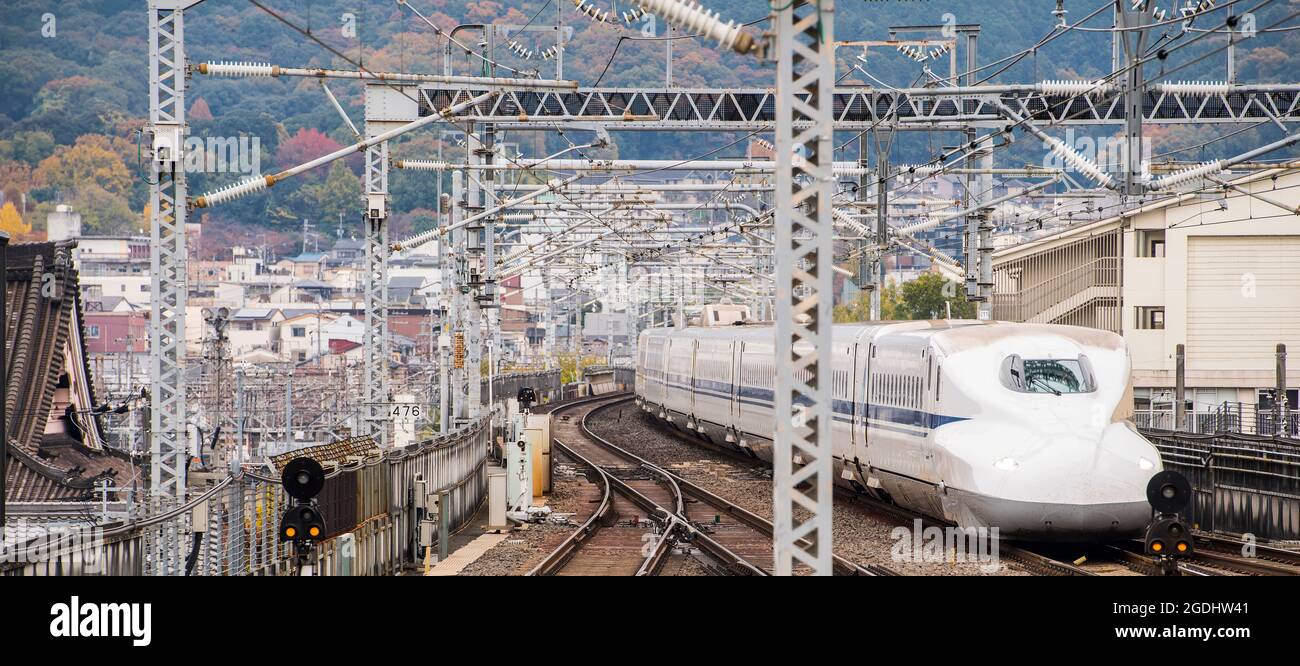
1117, 1, 1157, 196
872, 147, 889, 320
450, 169, 467, 424
1277, 344, 1289, 436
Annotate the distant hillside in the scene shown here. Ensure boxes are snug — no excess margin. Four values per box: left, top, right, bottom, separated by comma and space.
1, 1, 1296, 254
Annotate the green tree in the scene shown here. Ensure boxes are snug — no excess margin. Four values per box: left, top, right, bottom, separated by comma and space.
68, 185, 134, 234
833, 282, 900, 322
5, 130, 55, 164
897, 273, 976, 320
300, 161, 362, 227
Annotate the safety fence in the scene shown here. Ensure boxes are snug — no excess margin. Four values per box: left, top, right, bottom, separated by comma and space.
1144, 430, 1300, 542
581, 365, 635, 395
2, 417, 492, 576
1138, 403, 1299, 438
482, 369, 563, 405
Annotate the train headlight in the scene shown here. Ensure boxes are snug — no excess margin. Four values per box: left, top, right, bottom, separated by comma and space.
993, 457, 1020, 471
1138, 457, 1155, 471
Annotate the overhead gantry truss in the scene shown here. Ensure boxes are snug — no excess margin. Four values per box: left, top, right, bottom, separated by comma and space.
391, 83, 1300, 131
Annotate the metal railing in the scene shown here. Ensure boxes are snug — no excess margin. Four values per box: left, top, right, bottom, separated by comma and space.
992, 229, 1122, 333
992, 257, 1121, 330
1144, 431, 1300, 542
1137, 402, 1299, 438
3, 416, 493, 576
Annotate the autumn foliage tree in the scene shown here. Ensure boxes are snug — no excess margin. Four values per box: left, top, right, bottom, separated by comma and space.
0, 201, 32, 237
275, 127, 361, 177
33, 134, 132, 198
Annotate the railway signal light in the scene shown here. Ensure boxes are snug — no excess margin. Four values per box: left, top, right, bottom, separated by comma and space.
278, 457, 327, 547
1146, 470, 1192, 515
1143, 471, 1194, 573
282, 457, 326, 501
517, 386, 536, 411
279, 503, 326, 543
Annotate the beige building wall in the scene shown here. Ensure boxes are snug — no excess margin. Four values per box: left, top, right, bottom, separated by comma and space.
1124, 170, 1300, 397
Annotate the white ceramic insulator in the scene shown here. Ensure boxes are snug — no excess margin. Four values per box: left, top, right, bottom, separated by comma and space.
637, 0, 744, 51
1155, 81, 1232, 96
204, 61, 275, 77
1151, 160, 1223, 190
896, 164, 938, 176
398, 161, 451, 171
1045, 136, 1116, 189
1037, 79, 1114, 96
831, 210, 871, 237
574, 0, 610, 22
199, 177, 267, 207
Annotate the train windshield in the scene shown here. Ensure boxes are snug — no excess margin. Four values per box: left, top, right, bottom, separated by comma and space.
1000, 355, 1095, 394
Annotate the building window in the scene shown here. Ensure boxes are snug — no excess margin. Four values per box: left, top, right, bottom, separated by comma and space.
87, 325, 100, 338
1137, 229, 1166, 257
1135, 306, 1165, 330
292, 326, 306, 337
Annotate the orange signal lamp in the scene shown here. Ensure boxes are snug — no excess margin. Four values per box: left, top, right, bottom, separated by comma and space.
1151, 541, 1164, 553
309, 526, 321, 537
1176, 541, 1189, 553
285, 526, 297, 538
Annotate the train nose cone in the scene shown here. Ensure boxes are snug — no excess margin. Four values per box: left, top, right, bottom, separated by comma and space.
939, 421, 1160, 541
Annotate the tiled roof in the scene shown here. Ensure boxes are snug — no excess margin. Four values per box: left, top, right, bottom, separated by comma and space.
269, 435, 380, 472
4, 242, 136, 503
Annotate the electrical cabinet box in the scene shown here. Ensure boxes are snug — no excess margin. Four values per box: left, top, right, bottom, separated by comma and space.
153, 123, 182, 164
367, 193, 387, 220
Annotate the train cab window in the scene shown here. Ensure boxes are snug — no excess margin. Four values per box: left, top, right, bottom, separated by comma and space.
1000, 355, 1096, 394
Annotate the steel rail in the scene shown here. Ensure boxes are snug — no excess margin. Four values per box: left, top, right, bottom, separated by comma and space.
528, 394, 682, 576
582, 397, 893, 576
542, 394, 765, 575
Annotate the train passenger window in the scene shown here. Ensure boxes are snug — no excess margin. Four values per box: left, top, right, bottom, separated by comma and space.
1000, 355, 1096, 394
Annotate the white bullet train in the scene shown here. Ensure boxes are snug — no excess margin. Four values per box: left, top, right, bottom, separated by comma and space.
635, 318, 1163, 541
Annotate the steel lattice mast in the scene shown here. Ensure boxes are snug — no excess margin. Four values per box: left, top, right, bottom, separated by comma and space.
773, 0, 836, 576
147, 0, 204, 575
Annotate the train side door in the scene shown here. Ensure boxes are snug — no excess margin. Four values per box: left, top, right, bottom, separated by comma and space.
688, 338, 699, 418
860, 342, 875, 457
852, 342, 870, 461
730, 341, 743, 428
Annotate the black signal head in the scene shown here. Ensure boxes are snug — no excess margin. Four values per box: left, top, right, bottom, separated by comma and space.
279, 503, 327, 543
282, 457, 326, 501
1146, 470, 1192, 515
1145, 516, 1192, 558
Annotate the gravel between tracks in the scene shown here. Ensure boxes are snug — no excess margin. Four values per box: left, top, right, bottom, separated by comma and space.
457, 461, 595, 576
587, 402, 1032, 576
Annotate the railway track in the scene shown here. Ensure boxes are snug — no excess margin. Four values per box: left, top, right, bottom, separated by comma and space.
533, 393, 894, 576
528, 394, 681, 576
1188, 533, 1300, 576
